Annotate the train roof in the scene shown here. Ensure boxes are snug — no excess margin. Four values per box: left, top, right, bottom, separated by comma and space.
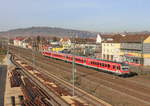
44, 51, 128, 65
88, 57, 128, 65
74, 55, 128, 65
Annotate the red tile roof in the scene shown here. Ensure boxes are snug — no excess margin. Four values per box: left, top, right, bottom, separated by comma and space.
14, 37, 25, 41
102, 34, 150, 43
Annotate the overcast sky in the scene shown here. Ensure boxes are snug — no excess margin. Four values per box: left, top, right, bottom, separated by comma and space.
0, 0, 150, 32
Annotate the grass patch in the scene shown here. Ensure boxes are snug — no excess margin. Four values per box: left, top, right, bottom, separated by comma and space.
0, 48, 7, 55
0, 48, 7, 63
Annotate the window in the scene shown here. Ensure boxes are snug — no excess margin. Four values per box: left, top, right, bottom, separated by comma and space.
102, 63, 104, 67
108, 64, 110, 68
96, 62, 99, 65
117, 66, 120, 70
99, 63, 101, 66
113, 65, 116, 69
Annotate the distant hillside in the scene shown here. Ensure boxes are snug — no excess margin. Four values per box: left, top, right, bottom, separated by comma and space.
0, 27, 97, 38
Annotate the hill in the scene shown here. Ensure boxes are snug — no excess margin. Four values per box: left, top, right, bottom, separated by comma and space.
0, 27, 97, 38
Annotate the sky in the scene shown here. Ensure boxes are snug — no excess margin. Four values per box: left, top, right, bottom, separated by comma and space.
0, 0, 150, 32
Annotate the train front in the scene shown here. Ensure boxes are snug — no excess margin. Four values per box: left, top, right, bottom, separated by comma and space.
120, 63, 131, 76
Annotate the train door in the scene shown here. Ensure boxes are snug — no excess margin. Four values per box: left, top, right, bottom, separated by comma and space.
115, 64, 121, 74
86, 58, 90, 65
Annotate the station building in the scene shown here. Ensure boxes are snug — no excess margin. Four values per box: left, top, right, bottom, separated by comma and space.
101, 34, 150, 66
120, 34, 150, 66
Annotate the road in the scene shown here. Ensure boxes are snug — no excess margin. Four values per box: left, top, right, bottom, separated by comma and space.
0, 65, 7, 106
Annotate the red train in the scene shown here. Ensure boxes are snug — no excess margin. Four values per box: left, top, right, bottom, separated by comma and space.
42, 51, 130, 75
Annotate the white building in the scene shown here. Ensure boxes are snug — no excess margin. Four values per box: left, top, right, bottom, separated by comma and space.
13, 37, 29, 48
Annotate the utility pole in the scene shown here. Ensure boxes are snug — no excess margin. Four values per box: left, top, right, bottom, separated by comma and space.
71, 32, 76, 97
32, 38, 35, 71
7, 35, 9, 55
141, 36, 144, 66
18, 41, 20, 57
140, 36, 144, 73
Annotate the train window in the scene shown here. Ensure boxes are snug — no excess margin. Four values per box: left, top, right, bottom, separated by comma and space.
102, 63, 104, 67
105, 64, 107, 67
99, 63, 101, 66
113, 65, 116, 69
97, 62, 98, 65
95, 62, 98, 65
117, 66, 120, 70
108, 64, 110, 68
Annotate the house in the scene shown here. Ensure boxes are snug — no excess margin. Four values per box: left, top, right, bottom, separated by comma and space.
13, 37, 31, 48
70, 37, 96, 56
59, 38, 71, 49
13, 37, 25, 47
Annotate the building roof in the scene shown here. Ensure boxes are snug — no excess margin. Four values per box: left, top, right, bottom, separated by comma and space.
71, 37, 96, 44
101, 34, 150, 43
120, 34, 149, 43
14, 37, 25, 41
60, 38, 70, 42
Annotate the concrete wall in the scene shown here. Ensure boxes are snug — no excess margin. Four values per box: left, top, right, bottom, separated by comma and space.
143, 43, 150, 54
121, 43, 141, 50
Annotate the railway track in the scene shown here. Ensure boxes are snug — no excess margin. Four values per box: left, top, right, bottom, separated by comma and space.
10, 46, 150, 106
11, 52, 110, 106
11, 55, 70, 106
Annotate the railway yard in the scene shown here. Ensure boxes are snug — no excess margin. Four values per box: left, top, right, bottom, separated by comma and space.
8, 46, 150, 106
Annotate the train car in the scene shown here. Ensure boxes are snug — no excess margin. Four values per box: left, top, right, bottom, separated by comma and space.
86, 58, 129, 75
75, 56, 85, 65
42, 51, 130, 75
65, 54, 73, 62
